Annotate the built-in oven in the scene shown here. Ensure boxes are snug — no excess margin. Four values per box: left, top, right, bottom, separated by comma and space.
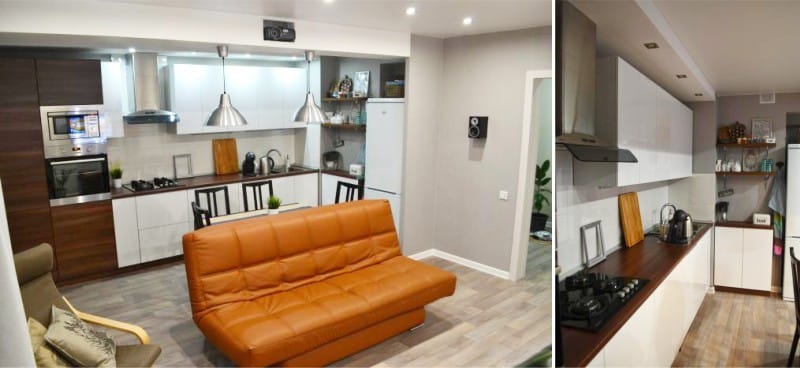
40, 105, 108, 158
45, 153, 111, 206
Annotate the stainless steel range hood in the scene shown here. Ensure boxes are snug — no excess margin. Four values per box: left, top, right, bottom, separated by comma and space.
556, 0, 636, 163
123, 53, 179, 124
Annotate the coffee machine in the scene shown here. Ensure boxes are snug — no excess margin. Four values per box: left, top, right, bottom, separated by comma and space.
667, 209, 693, 244
716, 201, 729, 222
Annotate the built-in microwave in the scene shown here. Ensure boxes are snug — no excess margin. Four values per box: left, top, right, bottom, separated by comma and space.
40, 105, 107, 158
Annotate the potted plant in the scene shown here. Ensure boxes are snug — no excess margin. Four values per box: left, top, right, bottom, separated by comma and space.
110, 166, 123, 189
268, 196, 282, 215
531, 159, 551, 233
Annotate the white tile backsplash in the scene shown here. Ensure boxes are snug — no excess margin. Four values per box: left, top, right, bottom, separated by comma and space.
107, 123, 298, 181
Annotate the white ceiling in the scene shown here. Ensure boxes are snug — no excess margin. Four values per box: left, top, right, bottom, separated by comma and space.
104, 0, 551, 39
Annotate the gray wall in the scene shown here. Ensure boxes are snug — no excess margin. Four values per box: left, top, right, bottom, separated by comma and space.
401, 35, 444, 255
716, 93, 800, 220
433, 27, 552, 271
689, 101, 718, 174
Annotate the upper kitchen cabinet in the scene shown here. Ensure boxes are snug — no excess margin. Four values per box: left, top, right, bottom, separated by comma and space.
168, 63, 306, 134
36, 59, 103, 106
574, 57, 692, 187
100, 59, 128, 138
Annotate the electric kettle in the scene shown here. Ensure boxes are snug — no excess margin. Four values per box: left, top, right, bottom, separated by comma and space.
666, 209, 692, 244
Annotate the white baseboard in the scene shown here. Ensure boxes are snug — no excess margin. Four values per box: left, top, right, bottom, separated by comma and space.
407, 248, 510, 280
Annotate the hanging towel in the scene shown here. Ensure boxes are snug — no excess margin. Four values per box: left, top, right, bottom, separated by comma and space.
769, 166, 786, 215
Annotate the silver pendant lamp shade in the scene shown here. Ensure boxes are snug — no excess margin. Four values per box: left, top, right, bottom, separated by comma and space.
206, 45, 247, 127
293, 50, 325, 124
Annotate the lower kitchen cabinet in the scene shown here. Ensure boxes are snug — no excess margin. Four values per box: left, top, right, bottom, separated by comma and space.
714, 226, 772, 291
139, 222, 190, 263
294, 173, 319, 207
595, 230, 710, 367
50, 201, 117, 281
112, 197, 140, 267
6, 207, 54, 254
321, 174, 358, 205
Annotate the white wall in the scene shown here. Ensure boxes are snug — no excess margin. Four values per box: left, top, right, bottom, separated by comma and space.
0, 0, 410, 58
556, 150, 670, 275
433, 27, 551, 271
0, 181, 36, 366
402, 35, 444, 255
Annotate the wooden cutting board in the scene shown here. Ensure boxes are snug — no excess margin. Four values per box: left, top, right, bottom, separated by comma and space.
212, 138, 239, 175
619, 192, 644, 247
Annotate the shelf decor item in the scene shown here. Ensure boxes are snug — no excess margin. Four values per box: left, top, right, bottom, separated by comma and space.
173, 154, 193, 179
751, 117, 773, 141
730, 121, 746, 140
353, 71, 369, 98
743, 149, 758, 172
267, 196, 281, 215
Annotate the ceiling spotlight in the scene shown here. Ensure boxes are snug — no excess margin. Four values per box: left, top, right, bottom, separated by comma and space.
245, 53, 251, 58
676, 74, 687, 79
644, 42, 659, 49
323, 0, 334, 3
128, 47, 136, 53
694, 93, 703, 97
292, 56, 299, 60
406, 7, 416, 15
191, 51, 197, 56
462, 17, 473, 25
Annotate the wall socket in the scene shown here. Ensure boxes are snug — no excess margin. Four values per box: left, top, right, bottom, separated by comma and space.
499, 190, 509, 201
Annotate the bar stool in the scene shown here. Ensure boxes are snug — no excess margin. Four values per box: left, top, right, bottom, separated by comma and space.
242, 180, 274, 211
335, 181, 359, 203
194, 186, 231, 217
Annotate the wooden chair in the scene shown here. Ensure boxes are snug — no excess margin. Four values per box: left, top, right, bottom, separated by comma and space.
195, 186, 231, 217
242, 180, 274, 211
335, 181, 359, 204
789, 247, 800, 366
14, 243, 160, 366
191, 202, 211, 230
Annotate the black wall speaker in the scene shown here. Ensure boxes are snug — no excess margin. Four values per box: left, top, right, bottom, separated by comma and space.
468, 116, 488, 139
263, 19, 296, 42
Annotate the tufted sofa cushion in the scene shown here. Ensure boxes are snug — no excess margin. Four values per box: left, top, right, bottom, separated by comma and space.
183, 200, 457, 366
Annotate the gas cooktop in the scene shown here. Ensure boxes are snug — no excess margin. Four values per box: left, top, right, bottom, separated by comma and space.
559, 271, 648, 332
122, 177, 184, 192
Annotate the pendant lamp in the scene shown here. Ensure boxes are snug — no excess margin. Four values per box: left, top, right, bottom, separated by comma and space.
293, 50, 326, 124
206, 45, 248, 127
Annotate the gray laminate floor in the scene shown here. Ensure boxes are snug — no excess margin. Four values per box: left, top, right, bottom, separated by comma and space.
61, 243, 552, 367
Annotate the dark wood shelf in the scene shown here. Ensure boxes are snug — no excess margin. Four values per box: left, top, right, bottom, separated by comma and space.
715, 171, 774, 177
321, 123, 366, 131
321, 97, 368, 102
717, 142, 777, 149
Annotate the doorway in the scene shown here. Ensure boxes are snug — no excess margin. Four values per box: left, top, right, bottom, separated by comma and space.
509, 70, 552, 281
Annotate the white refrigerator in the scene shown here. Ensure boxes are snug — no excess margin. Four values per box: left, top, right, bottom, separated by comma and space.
784, 144, 800, 300
364, 98, 405, 236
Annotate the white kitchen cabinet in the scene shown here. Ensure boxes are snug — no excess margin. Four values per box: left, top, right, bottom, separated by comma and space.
112, 198, 140, 267
139, 222, 191, 263
714, 226, 772, 291
136, 190, 190, 229
321, 173, 358, 206
575, 57, 693, 187
271, 176, 296, 205
101, 59, 128, 138
601, 230, 710, 367
293, 173, 319, 207
168, 64, 307, 134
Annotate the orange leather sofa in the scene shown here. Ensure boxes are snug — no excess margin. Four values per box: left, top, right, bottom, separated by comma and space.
182, 199, 457, 367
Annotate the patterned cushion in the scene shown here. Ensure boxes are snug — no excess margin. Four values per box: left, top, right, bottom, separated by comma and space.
27, 318, 70, 367
44, 306, 116, 367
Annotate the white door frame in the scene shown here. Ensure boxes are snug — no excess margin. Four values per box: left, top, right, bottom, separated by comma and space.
509, 70, 552, 281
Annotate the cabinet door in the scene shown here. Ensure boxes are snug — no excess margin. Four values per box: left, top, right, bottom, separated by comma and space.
714, 227, 743, 288
616, 60, 650, 186
678, 103, 694, 178
6, 207, 54, 254
321, 174, 358, 205
271, 176, 296, 205
51, 201, 117, 281
36, 59, 103, 106
280, 67, 307, 129
139, 222, 190, 263
294, 173, 319, 207
100, 60, 127, 138
112, 198, 140, 267
136, 190, 189, 229
741, 228, 773, 291
170, 64, 211, 135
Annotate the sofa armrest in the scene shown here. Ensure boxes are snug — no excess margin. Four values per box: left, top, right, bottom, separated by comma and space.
62, 297, 151, 344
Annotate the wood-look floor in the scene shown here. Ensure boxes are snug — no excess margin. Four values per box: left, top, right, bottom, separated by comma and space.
61, 241, 552, 367
673, 291, 796, 367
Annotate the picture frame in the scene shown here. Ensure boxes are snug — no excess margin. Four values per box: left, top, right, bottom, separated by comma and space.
751, 118, 773, 140
580, 220, 607, 268
353, 71, 370, 98
173, 154, 193, 179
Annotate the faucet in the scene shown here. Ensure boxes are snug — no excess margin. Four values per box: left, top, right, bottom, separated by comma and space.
266, 149, 283, 173
660, 203, 676, 226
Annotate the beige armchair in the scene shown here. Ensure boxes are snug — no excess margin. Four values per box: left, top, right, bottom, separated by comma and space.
14, 243, 161, 366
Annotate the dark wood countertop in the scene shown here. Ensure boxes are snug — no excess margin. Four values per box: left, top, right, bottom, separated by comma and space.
715, 220, 771, 230
111, 169, 318, 199
561, 222, 712, 367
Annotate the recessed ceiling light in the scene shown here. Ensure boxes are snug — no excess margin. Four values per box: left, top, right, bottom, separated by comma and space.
245, 53, 251, 58
644, 42, 659, 49
292, 56, 298, 60
694, 93, 703, 97
676, 74, 687, 79
406, 7, 416, 15
128, 47, 136, 53
191, 51, 197, 56
323, 0, 334, 3
462, 17, 473, 26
